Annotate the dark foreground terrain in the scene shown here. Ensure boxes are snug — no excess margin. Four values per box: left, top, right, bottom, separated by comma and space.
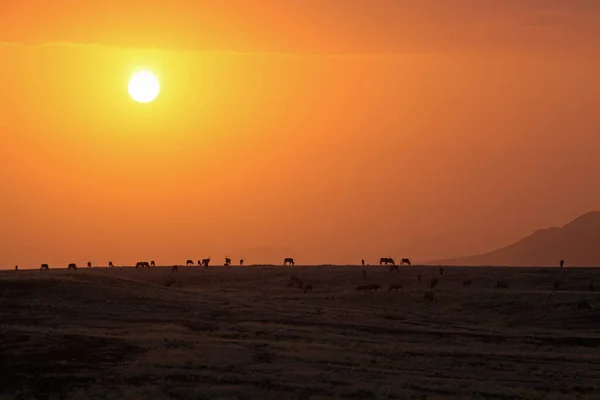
1, 265, 600, 399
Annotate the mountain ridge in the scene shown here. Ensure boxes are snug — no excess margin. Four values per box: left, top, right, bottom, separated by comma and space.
427, 211, 600, 267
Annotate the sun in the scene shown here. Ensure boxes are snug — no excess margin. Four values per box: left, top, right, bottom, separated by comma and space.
128, 71, 160, 103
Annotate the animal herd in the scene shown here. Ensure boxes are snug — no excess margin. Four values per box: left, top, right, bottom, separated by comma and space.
21, 257, 416, 271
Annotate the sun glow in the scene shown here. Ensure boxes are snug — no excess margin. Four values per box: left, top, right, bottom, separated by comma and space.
128, 71, 160, 103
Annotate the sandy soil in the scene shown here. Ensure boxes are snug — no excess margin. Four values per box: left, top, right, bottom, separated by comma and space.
1, 265, 600, 399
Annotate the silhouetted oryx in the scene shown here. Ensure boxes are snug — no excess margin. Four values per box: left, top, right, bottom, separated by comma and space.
463, 279, 472, 287
303, 284, 313, 293
171, 265, 179, 272
108, 261, 114, 268
389, 264, 399, 272
577, 299, 591, 311
40, 264, 49, 271
424, 292, 435, 302
560, 259, 564, 268
380, 257, 395, 266
430, 278, 439, 289
495, 281, 508, 289
356, 284, 381, 293
68, 263, 77, 271
201, 258, 211, 267
87, 261, 92, 268
224, 257, 231, 266
186, 260, 194, 266
164, 276, 175, 287
150, 261, 156, 267
284, 257, 295, 266
288, 275, 303, 288
240, 259, 244, 266
15, 265, 18, 271
136, 261, 150, 269
401, 258, 411, 266
388, 284, 402, 292
361, 259, 365, 266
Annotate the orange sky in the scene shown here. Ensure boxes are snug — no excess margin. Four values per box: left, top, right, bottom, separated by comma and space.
1, 1, 600, 267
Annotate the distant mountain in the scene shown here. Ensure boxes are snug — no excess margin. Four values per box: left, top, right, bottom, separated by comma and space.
428, 211, 600, 267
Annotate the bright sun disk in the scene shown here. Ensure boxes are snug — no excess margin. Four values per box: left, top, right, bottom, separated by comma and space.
128, 71, 160, 103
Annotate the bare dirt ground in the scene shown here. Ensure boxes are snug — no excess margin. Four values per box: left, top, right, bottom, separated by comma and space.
1, 265, 600, 399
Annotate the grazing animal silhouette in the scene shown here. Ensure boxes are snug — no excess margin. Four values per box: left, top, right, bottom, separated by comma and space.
186, 260, 194, 266
136, 261, 150, 269
380, 257, 395, 266
362, 269, 367, 279
67, 263, 77, 271
553, 280, 561, 291
577, 299, 591, 311
430, 278, 439, 289
288, 276, 303, 288
388, 283, 402, 292
224, 257, 231, 266
171, 265, 178, 272
401, 258, 411, 266
240, 259, 244, 266
439, 267, 444, 276
150, 261, 155, 267
361, 259, 365, 266
495, 281, 508, 289
15, 265, 18, 271
389, 265, 399, 272
201, 258, 211, 267
560, 259, 564, 268
303, 284, 313, 293
356, 284, 381, 292
87, 261, 92, 268
284, 257, 295, 266
463, 279, 472, 287
164, 276, 175, 287
424, 292, 435, 302
40, 264, 49, 271
108, 261, 114, 268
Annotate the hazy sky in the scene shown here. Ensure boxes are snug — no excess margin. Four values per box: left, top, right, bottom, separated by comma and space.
1, 1, 599, 267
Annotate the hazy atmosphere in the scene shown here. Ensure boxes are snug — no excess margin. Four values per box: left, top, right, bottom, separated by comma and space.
1, 1, 600, 267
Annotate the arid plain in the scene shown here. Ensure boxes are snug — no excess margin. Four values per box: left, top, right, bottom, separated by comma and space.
1, 265, 600, 399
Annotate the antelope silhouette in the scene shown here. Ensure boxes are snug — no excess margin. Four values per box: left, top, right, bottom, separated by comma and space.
560, 259, 564, 268
40, 264, 49, 271
15, 265, 18, 271
361, 259, 365, 266
108, 261, 114, 268
150, 261, 156, 267
401, 258, 411, 266
186, 260, 194, 266
87, 261, 92, 268
495, 281, 508, 289
388, 284, 402, 292
380, 257, 395, 266
202, 258, 211, 267
284, 257, 295, 266
68, 263, 77, 271
240, 259, 244, 266
224, 257, 231, 266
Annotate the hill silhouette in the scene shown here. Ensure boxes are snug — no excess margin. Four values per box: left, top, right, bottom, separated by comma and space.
429, 211, 600, 267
